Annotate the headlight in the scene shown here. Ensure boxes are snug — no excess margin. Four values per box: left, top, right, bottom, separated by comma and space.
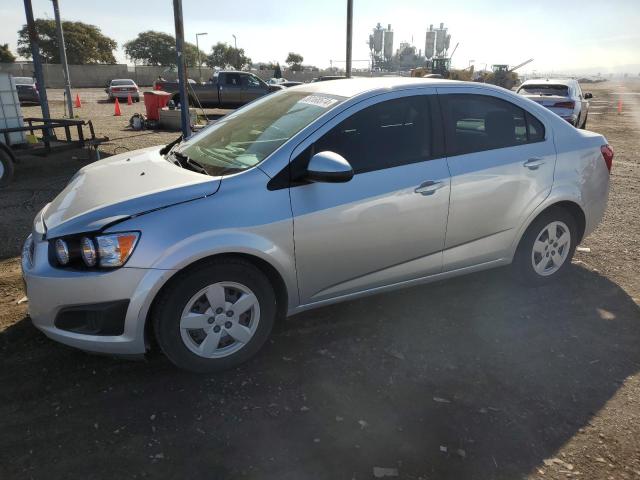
50, 232, 139, 269
96, 232, 139, 268
54, 238, 70, 265
80, 237, 97, 267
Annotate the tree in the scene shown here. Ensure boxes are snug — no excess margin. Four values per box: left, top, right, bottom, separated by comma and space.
17, 20, 116, 64
274, 62, 282, 79
124, 31, 204, 67
205, 42, 251, 70
286, 52, 303, 71
0, 44, 16, 63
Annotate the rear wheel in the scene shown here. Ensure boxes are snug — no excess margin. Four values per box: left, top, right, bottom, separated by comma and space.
512, 208, 577, 286
153, 259, 276, 372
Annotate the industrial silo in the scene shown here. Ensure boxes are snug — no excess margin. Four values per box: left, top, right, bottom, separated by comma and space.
435, 22, 447, 56
425, 24, 436, 59
373, 23, 384, 55
383, 24, 394, 61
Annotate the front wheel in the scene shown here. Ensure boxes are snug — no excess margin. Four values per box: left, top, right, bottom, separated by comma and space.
580, 113, 588, 129
512, 208, 578, 286
153, 259, 277, 372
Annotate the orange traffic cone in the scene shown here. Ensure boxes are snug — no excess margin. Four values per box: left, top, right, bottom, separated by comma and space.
74, 93, 82, 108
127, 94, 133, 106
114, 98, 121, 116
617, 99, 623, 114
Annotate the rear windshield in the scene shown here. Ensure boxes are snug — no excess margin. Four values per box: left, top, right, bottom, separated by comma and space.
14, 77, 34, 85
177, 90, 345, 176
518, 84, 569, 96
111, 80, 134, 86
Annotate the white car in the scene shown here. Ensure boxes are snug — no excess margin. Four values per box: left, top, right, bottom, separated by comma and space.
106, 79, 140, 102
517, 78, 591, 128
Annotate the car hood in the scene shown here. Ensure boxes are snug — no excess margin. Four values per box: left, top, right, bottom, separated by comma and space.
41, 146, 220, 238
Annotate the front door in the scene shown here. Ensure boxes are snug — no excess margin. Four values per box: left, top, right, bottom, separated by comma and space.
437, 89, 557, 271
289, 91, 451, 305
241, 74, 267, 103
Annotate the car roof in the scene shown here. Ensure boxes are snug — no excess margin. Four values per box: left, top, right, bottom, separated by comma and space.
13, 76, 34, 84
111, 79, 135, 83
520, 78, 576, 86
294, 76, 471, 98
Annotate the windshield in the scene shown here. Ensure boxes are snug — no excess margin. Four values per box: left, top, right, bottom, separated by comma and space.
176, 90, 345, 176
518, 84, 569, 96
112, 80, 134, 86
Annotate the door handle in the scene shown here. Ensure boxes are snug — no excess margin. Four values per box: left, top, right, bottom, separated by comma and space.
415, 180, 445, 196
523, 158, 545, 170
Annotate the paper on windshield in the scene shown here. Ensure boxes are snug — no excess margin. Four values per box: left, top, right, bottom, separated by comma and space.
298, 95, 339, 108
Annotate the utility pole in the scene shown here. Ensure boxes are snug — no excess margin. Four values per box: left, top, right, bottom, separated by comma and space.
195, 32, 207, 82
51, 0, 73, 118
346, 0, 353, 78
23, 0, 51, 136
232, 34, 238, 69
172, 0, 191, 138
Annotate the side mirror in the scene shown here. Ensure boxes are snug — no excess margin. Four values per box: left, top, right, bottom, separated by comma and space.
584, 92, 593, 99
305, 151, 354, 183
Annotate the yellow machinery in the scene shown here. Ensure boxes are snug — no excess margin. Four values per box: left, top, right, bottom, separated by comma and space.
480, 58, 534, 89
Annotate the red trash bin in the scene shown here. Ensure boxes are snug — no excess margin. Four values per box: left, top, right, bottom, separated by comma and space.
143, 91, 172, 121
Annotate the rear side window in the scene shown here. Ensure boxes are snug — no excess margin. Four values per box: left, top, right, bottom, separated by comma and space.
527, 112, 545, 142
225, 73, 241, 86
313, 95, 435, 174
440, 94, 545, 156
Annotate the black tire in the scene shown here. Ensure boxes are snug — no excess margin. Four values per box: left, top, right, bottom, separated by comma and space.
0, 146, 15, 188
171, 93, 194, 107
512, 207, 578, 286
152, 258, 277, 373
580, 113, 588, 129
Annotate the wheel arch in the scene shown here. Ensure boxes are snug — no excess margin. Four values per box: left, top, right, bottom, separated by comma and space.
512, 199, 587, 259
144, 252, 289, 351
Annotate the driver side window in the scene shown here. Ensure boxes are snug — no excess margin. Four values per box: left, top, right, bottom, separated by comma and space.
312, 95, 434, 174
245, 75, 262, 88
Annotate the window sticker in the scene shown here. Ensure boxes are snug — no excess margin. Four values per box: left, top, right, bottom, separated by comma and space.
298, 95, 339, 108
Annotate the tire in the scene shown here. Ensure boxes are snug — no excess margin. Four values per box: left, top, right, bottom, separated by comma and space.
0, 146, 15, 188
153, 258, 277, 373
512, 208, 578, 286
580, 113, 588, 129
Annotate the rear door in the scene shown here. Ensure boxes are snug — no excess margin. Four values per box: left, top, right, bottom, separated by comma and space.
289, 90, 451, 305
437, 88, 556, 271
219, 73, 243, 105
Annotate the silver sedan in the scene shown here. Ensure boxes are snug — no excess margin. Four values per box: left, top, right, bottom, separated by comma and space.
22, 78, 612, 372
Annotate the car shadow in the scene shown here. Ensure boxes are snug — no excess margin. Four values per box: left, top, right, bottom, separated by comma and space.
1, 264, 638, 478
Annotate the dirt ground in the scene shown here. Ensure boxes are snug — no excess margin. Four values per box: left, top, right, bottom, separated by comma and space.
0, 82, 639, 479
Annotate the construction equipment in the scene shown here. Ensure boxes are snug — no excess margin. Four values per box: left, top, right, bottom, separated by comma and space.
410, 42, 463, 80
482, 58, 534, 89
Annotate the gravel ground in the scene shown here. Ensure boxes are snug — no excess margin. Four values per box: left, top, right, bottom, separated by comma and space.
0, 82, 639, 479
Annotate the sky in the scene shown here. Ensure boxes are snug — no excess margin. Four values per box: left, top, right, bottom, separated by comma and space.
1, 0, 639, 74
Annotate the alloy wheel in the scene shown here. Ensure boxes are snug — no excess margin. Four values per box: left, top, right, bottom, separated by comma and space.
531, 221, 571, 276
179, 281, 260, 358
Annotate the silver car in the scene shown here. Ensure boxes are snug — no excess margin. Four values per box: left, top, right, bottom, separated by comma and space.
22, 78, 612, 372
107, 79, 140, 102
517, 78, 592, 128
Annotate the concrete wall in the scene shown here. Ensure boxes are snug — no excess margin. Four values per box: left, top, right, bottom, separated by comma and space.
0, 62, 129, 88
0, 62, 382, 88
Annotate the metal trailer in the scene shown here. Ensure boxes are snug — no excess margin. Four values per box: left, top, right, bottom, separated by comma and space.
0, 117, 108, 187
